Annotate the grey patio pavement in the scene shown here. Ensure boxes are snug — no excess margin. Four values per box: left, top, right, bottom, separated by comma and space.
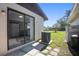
6, 41, 60, 56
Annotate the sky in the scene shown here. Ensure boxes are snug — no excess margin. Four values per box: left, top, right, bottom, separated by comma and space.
39, 3, 73, 27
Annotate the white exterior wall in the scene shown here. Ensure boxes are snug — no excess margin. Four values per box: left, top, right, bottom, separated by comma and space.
0, 4, 7, 55
35, 16, 44, 40
66, 3, 79, 42
66, 17, 79, 42
0, 3, 44, 55
70, 17, 79, 26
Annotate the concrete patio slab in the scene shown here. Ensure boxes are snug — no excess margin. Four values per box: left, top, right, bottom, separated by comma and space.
35, 53, 45, 56
46, 46, 52, 50
26, 49, 39, 56
64, 40, 67, 42
41, 49, 49, 55
49, 51, 58, 56
6, 42, 49, 56
23, 54, 31, 56
47, 55, 52, 56
53, 48, 60, 53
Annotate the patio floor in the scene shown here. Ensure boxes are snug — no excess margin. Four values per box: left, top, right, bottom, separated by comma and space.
6, 41, 60, 56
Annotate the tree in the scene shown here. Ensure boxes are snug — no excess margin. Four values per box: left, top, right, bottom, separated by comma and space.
56, 10, 71, 31
65, 10, 71, 17
57, 17, 67, 28
52, 23, 59, 33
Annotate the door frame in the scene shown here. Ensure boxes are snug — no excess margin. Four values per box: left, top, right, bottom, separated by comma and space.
7, 7, 35, 50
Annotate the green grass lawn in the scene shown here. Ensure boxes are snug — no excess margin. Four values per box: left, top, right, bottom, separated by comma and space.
49, 31, 72, 56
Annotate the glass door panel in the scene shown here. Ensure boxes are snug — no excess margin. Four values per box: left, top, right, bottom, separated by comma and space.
8, 9, 24, 49
24, 16, 30, 43
24, 16, 34, 43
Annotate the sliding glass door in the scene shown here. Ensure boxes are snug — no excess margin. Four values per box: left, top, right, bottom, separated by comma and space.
24, 16, 35, 43
8, 8, 35, 49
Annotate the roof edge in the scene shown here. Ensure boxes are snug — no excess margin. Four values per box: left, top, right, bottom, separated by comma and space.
17, 3, 48, 20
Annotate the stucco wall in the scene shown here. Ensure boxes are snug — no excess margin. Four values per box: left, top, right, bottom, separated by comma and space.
70, 16, 79, 26
0, 4, 7, 55
66, 4, 79, 43
66, 17, 79, 42
0, 3, 44, 55
67, 14, 79, 42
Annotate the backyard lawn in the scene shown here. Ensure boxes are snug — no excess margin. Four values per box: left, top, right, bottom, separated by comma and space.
50, 31, 72, 56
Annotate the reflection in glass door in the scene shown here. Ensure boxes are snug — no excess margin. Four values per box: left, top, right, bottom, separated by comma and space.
24, 16, 30, 43
8, 9, 25, 49
24, 16, 35, 43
